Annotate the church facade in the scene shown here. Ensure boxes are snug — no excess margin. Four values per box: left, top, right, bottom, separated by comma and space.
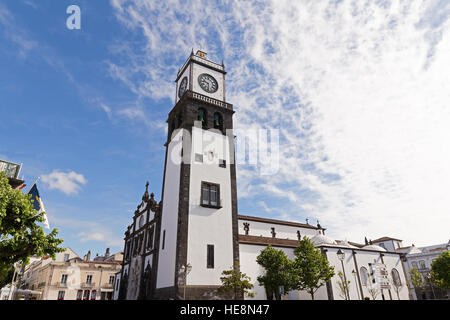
117, 51, 410, 300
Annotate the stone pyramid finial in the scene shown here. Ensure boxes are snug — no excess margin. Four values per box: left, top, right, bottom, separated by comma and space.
142, 181, 150, 202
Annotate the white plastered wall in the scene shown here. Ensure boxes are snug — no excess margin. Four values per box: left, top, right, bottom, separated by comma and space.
186, 127, 234, 286
156, 130, 183, 289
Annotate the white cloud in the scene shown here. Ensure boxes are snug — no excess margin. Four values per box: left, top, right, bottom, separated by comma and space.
78, 230, 123, 247
0, 2, 36, 57
51, 216, 124, 248
41, 170, 87, 195
110, 0, 450, 246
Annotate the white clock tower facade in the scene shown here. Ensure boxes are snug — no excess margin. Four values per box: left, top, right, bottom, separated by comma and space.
155, 50, 240, 300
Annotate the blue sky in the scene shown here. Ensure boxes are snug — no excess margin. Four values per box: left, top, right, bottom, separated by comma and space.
1, 0, 449, 257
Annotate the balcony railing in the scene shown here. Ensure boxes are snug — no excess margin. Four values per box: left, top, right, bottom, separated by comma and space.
177, 90, 233, 110
191, 92, 233, 110
81, 282, 96, 288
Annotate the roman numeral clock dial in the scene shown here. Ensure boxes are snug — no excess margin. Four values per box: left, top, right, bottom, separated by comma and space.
198, 73, 218, 93
178, 76, 188, 98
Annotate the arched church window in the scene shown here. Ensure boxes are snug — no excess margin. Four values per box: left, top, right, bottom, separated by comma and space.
213, 112, 223, 131
391, 268, 401, 286
197, 108, 207, 127
360, 267, 369, 286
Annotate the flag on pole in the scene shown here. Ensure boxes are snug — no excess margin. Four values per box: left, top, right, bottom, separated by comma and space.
28, 184, 50, 229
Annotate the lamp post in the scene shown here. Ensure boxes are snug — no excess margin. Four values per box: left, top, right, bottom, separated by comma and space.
337, 249, 350, 300
179, 263, 192, 300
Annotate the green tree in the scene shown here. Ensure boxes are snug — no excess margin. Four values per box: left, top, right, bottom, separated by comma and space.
409, 267, 424, 299
256, 245, 293, 300
0, 172, 64, 285
0, 263, 15, 289
291, 237, 335, 300
217, 261, 255, 299
336, 270, 351, 300
430, 251, 450, 290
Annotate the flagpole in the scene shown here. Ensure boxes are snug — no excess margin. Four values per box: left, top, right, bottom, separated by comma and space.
26, 176, 40, 194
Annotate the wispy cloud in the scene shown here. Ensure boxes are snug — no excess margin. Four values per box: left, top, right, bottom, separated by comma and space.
41, 170, 87, 195
109, 0, 450, 246
0, 2, 37, 57
78, 230, 123, 247
51, 216, 124, 249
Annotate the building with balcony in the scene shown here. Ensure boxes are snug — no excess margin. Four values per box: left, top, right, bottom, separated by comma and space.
396, 240, 450, 300
17, 248, 122, 300
0, 159, 24, 189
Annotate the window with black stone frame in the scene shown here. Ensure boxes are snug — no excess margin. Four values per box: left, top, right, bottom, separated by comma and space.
201, 182, 220, 207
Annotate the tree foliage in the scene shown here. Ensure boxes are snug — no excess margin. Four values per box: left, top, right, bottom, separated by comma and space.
217, 261, 255, 299
336, 270, 351, 300
0, 263, 15, 289
409, 267, 424, 291
0, 172, 64, 283
430, 251, 450, 290
291, 237, 335, 300
256, 245, 293, 300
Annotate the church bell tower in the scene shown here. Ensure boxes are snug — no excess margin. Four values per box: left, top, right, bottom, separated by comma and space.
155, 50, 240, 299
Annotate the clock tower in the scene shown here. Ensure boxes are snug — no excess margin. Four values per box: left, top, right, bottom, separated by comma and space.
154, 50, 240, 299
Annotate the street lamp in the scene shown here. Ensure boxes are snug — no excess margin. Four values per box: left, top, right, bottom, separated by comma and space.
337, 249, 350, 300
179, 263, 192, 300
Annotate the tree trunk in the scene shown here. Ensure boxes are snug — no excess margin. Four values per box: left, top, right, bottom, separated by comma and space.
310, 290, 315, 300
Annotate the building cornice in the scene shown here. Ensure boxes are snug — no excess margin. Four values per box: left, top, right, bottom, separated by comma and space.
238, 214, 322, 231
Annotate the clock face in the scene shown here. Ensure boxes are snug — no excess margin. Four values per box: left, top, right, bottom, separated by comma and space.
178, 77, 188, 98
198, 73, 218, 93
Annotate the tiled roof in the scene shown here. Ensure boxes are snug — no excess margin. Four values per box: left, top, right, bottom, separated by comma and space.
239, 234, 299, 248
347, 241, 365, 248
371, 236, 402, 243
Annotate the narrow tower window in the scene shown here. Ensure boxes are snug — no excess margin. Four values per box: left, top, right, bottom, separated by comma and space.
213, 112, 223, 131
197, 108, 207, 128
207, 244, 214, 268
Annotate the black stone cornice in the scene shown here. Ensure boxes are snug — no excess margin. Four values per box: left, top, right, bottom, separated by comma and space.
168, 90, 234, 120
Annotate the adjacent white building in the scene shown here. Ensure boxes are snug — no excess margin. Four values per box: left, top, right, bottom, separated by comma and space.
238, 216, 409, 300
